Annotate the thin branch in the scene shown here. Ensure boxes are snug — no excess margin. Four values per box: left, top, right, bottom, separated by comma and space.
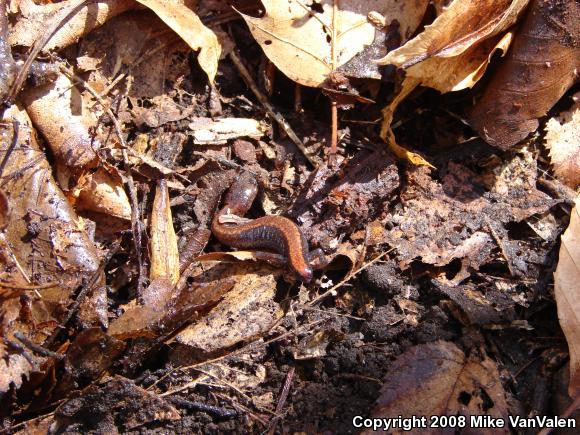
308, 249, 393, 306
226, 36, 317, 167
60, 65, 147, 297
3, 0, 90, 105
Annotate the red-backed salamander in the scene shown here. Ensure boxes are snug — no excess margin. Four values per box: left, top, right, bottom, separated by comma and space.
211, 172, 322, 282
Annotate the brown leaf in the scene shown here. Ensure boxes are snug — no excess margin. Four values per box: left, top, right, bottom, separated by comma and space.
376, 0, 528, 71
240, 0, 429, 87
545, 92, 580, 188
0, 105, 100, 393
0, 341, 34, 394
368, 341, 509, 434
175, 263, 283, 354
21, 73, 99, 169
555, 195, 580, 398
75, 168, 132, 221
149, 179, 180, 285
377, 0, 528, 166
135, 0, 221, 82
8, 0, 136, 52
469, 0, 580, 149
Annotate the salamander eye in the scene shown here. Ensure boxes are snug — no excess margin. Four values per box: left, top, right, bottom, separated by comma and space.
301, 266, 313, 282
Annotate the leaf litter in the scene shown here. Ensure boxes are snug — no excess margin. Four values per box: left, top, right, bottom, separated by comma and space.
0, 0, 579, 433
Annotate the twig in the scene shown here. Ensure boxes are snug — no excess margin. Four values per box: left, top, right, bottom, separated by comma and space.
167, 396, 238, 419
226, 37, 317, 167
147, 319, 325, 393
60, 65, 146, 297
3, 0, 90, 106
189, 150, 252, 173
486, 218, 515, 277
329, 99, 338, 166
267, 366, 295, 435
0, 281, 58, 290
44, 240, 120, 347
0, 120, 19, 178
308, 249, 393, 306
13, 332, 64, 360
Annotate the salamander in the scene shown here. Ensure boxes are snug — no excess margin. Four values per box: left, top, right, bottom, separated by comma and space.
211, 172, 319, 281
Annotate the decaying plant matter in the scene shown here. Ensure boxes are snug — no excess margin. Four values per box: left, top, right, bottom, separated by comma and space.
0, 0, 579, 433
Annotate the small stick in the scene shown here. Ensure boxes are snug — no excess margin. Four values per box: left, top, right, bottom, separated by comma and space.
329, 99, 338, 166
13, 332, 64, 360
308, 249, 393, 306
267, 367, 295, 435
61, 65, 147, 297
227, 39, 316, 167
3, 0, 89, 106
167, 396, 237, 419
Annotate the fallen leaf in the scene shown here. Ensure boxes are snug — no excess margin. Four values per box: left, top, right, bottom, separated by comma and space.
8, 0, 135, 52
21, 73, 99, 169
0, 105, 100, 393
150, 179, 180, 285
239, 0, 429, 87
135, 0, 221, 82
0, 341, 34, 394
75, 168, 132, 221
189, 117, 268, 145
175, 263, 283, 354
469, 0, 580, 149
555, 195, 580, 398
545, 92, 580, 188
367, 341, 509, 434
376, 0, 528, 72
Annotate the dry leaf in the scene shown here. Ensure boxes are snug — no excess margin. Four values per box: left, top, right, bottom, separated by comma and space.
376, 0, 528, 73
189, 117, 268, 144
75, 168, 132, 221
239, 0, 429, 87
0, 105, 100, 393
545, 92, 580, 188
377, 0, 528, 166
175, 263, 283, 354
8, 0, 135, 52
0, 341, 34, 394
149, 179, 180, 285
367, 341, 509, 434
21, 73, 99, 169
135, 0, 221, 82
470, 0, 580, 149
555, 195, 580, 398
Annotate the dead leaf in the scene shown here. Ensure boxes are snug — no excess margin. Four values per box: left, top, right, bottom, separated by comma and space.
376, 0, 528, 73
545, 92, 580, 188
189, 117, 268, 145
175, 263, 283, 354
135, 0, 221, 82
0, 341, 34, 394
239, 0, 429, 87
8, 0, 136, 52
470, 0, 580, 149
367, 341, 509, 434
555, 195, 580, 398
376, 0, 528, 166
21, 73, 99, 169
150, 179, 180, 285
0, 104, 100, 393
75, 168, 132, 221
